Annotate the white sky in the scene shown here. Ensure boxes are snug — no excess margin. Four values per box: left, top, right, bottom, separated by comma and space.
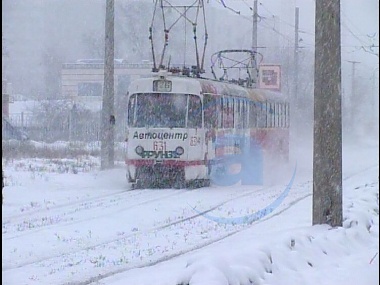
2, 136, 379, 285
211, 0, 379, 71
3, 0, 378, 99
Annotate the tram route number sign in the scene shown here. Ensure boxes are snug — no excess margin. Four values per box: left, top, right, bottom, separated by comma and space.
153, 80, 172, 92
153, 141, 167, 151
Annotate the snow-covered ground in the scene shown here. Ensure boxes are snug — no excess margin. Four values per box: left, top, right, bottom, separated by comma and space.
2, 137, 379, 285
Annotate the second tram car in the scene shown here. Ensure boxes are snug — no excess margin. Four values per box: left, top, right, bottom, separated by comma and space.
125, 71, 289, 189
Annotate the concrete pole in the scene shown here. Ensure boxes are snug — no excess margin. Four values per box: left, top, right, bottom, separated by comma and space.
252, 0, 258, 86
101, 0, 115, 169
294, 7, 299, 104
313, 0, 343, 227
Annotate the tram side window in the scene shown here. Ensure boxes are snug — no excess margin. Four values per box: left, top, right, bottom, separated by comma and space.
257, 102, 267, 128
268, 102, 275, 128
222, 97, 226, 128
272, 103, 276, 128
249, 102, 257, 127
235, 99, 246, 129
271, 103, 276, 128
221, 97, 233, 128
280, 103, 285, 127
275, 103, 279, 127
235, 99, 241, 129
220, 97, 224, 128
127, 94, 136, 126
286, 103, 290, 127
243, 100, 248, 128
217, 97, 222, 128
267, 103, 272, 128
274, 103, 277, 127
204, 94, 218, 128
188, 95, 202, 128
234, 99, 238, 128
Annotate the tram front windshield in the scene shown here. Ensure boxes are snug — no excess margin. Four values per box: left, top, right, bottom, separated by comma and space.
128, 93, 202, 128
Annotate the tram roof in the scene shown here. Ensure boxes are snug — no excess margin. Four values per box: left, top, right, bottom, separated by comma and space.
129, 72, 287, 103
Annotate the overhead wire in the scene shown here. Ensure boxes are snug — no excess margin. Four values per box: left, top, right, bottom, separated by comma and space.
214, 0, 379, 57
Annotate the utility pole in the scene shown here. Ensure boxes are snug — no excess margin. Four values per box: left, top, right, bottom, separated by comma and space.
313, 0, 343, 227
252, 0, 258, 86
101, 0, 115, 170
252, 0, 258, 54
347, 60, 360, 133
294, 7, 299, 104
289, 7, 300, 162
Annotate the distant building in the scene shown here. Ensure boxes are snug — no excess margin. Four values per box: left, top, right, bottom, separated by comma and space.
61, 60, 153, 112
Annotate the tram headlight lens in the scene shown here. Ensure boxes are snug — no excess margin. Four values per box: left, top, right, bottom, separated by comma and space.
175, 146, 184, 155
135, 146, 144, 155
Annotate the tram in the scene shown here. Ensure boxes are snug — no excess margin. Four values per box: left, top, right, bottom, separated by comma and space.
125, 70, 289, 189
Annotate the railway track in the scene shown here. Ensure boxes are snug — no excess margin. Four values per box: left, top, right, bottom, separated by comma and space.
2, 164, 378, 285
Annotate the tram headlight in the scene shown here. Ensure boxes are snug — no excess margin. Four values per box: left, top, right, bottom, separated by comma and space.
135, 145, 144, 155
175, 146, 184, 155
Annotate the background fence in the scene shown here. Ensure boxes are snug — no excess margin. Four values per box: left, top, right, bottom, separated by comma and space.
3, 111, 128, 160
6, 112, 128, 143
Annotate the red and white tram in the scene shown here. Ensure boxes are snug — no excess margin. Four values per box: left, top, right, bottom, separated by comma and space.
125, 71, 289, 189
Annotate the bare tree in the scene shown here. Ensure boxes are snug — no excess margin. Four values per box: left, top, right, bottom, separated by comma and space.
116, 1, 152, 61
81, 31, 105, 58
